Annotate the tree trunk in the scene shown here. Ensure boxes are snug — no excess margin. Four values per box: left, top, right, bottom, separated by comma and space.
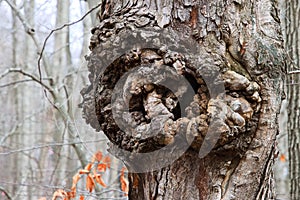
284, 1, 300, 199
81, 0, 285, 199
51, 0, 73, 187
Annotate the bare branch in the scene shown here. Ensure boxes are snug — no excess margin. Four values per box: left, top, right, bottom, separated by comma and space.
0, 186, 12, 200
0, 70, 94, 168
4, 0, 102, 171
37, 2, 102, 82
4, 0, 51, 71
4, 0, 34, 35
0, 139, 107, 155
288, 70, 300, 74
0, 109, 46, 145
0, 79, 34, 88
0, 78, 53, 88
0, 180, 62, 191
286, 82, 300, 86
0, 68, 54, 95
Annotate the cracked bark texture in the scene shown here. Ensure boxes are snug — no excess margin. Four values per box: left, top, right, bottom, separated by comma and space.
80, 0, 285, 199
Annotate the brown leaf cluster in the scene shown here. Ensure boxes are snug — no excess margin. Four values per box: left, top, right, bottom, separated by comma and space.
44, 150, 113, 200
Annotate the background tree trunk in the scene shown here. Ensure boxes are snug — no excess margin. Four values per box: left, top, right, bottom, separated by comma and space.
273, 0, 290, 199
284, 1, 300, 200
0, 1, 104, 198
79, 0, 284, 199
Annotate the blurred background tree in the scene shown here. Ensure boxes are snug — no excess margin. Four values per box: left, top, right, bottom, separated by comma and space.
0, 0, 125, 199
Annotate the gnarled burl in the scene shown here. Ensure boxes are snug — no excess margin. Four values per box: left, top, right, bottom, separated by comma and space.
80, 0, 285, 199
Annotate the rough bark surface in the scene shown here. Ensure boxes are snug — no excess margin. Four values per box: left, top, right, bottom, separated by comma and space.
80, 0, 285, 199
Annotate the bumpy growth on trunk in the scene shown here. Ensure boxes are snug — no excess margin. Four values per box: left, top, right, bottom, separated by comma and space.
80, 0, 285, 199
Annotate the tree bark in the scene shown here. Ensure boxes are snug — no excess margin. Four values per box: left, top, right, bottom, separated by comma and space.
81, 0, 285, 199
284, 1, 300, 200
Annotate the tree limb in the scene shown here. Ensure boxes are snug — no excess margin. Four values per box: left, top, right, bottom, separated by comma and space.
4, 0, 102, 171
0, 68, 54, 95
0, 139, 106, 155
0, 109, 45, 145
0, 68, 92, 167
0, 186, 12, 200
0, 78, 52, 88
37, 2, 102, 82
4, 0, 51, 71
288, 70, 300, 74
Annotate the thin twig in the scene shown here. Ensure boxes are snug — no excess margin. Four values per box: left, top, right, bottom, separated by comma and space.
0, 109, 45, 145
37, 2, 102, 82
0, 68, 54, 95
0, 180, 63, 190
5, 0, 101, 110
0, 78, 53, 88
288, 70, 300, 74
0, 186, 12, 200
4, 0, 50, 71
0, 79, 33, 88
0, 139, 107, 155
4, 0, 102, 172
4, 0, 35, 35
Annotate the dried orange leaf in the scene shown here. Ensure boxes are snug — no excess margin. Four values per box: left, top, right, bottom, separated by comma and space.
95, 174, 107, 187
102, 155, 111, 168
79, 195, 85, 200
97, 163, 107, 172
72, 173, 81, 185
79, 169, 90, 174
67, 186, 76, 198
280, 154, 286, 162
86, 174, 95, 192
120, 166, 127, 175
52, 189, 67, 200
85, 163, 93, 171
71, 185, 76, 192
94, 151, 103, 162
120, 176, 129, 196
120, 167, 128, 196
